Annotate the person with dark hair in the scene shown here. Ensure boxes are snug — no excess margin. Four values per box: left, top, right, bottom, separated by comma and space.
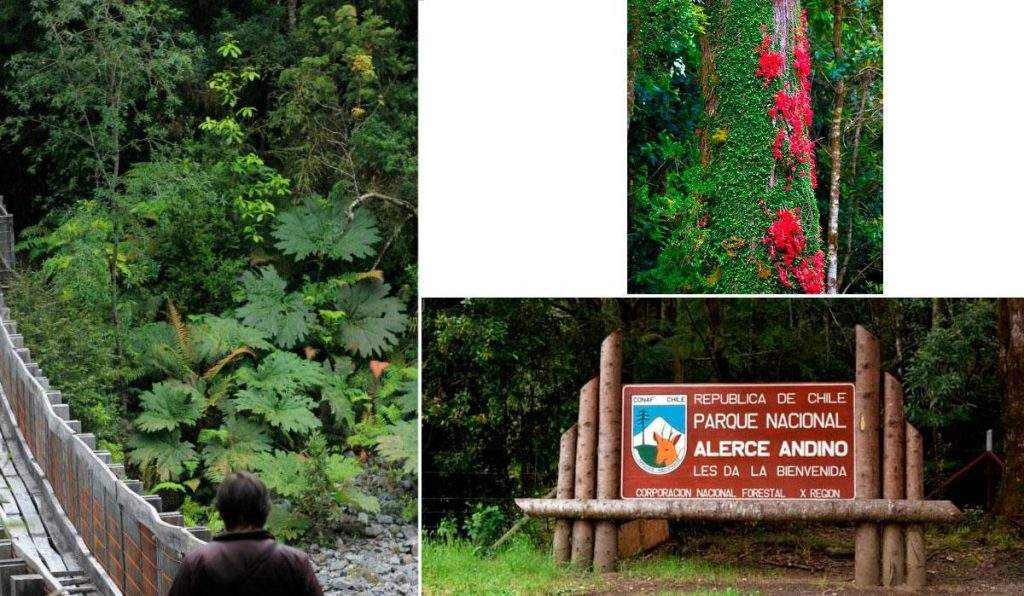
169, 471, 323, 596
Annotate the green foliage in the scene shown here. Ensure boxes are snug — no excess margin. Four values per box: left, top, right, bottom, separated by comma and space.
256, 433, 379, 541
233, 352, 325, 436
333, 281, 408, 357
272, 197, 380, 262
198, 417, 272, 483
3, 0, 418, 538
905, 301, 1000, 436
236, 267, 316, 349
135, 382, 204, 432
463, 503, 508, 548
128, 430, 198, 482
376, 419, 417, 475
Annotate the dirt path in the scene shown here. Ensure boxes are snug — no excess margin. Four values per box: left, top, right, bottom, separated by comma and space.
591, 522, 1024, 595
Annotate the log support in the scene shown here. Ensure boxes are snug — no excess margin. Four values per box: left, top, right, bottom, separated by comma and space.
594, 332, 623, 573
906, 423, 926, 590
882, 374, 906, 587
517, 498, 962, 523
569, 379, 598, 567
552, 425, 577, 563
854, 326, 881, 587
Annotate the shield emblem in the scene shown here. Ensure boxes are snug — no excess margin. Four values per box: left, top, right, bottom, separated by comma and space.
631, 394, 687, 475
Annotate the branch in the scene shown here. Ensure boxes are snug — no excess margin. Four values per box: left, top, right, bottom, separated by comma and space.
346, 192, 417, 221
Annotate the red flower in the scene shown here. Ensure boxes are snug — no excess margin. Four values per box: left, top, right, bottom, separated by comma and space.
755, 34, 784, 85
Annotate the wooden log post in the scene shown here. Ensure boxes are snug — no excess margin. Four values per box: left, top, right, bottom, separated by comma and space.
906, 423, 926, 590
570, 379, 599, 567
553, 425, 577, 563
882, 373, 906, 587
854, 326, 882, 587
516, 498, 962, 523
594, 331, 623, 573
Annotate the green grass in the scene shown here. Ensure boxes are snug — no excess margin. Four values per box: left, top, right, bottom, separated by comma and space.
423, 537, 758, 595
422, 537, 603, 595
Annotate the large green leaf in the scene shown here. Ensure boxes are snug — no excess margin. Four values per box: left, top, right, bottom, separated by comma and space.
320, 373, 365, 428
333, 281, 408, 357
236, 266, 315, 349
233, 352, 325, 435
199, 417, 273, 482
376, 419, 417, 475
234, 390, 321, 434
255, 450, 310, 497
134, 381, 204, 432
235, 351, 325, 395
272, 196, 379, 262
128, 430, 197, 481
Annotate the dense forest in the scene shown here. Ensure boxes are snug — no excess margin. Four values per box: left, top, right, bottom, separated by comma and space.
628, 0, 882, 294
423, 298, 1022, 530
0, 0, 417, 540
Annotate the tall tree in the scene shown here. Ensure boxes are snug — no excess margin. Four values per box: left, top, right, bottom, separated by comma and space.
3, 0, 199, 358
698, 0, 824, 293
996, 299, 1024, 517
824, 0, 846, 293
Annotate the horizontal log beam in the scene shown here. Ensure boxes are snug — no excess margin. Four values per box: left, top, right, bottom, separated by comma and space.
515, 498, 962, 524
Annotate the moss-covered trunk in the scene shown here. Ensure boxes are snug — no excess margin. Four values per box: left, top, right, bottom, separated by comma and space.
698, 0, 824, 293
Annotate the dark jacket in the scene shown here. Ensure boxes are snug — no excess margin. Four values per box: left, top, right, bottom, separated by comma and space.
168, 530, 323, 596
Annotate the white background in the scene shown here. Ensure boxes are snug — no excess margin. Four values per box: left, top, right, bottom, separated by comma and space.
420, 0, 1024, 298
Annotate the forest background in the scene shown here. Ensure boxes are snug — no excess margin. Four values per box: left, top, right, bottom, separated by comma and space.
0, 0, 418, 541
423, 298, 1024, 537
627, 0, 882, 293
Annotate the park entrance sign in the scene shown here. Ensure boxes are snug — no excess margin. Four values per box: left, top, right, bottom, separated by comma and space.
621, 383, 856, 500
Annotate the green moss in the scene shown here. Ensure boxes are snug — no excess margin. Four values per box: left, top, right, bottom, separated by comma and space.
700, 0, 822, 293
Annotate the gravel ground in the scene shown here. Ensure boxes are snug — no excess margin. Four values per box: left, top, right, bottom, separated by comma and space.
306, 466, 419, 595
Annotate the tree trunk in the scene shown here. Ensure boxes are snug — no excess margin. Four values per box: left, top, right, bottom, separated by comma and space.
699, 0, 823, 293
825, 0, 847, 294
996, 299, 1024, 517
838, 72, 872, 288
288, 0, 297, 32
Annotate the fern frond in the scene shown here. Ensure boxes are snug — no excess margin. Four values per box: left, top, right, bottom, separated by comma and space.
202, 347, 256, 381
